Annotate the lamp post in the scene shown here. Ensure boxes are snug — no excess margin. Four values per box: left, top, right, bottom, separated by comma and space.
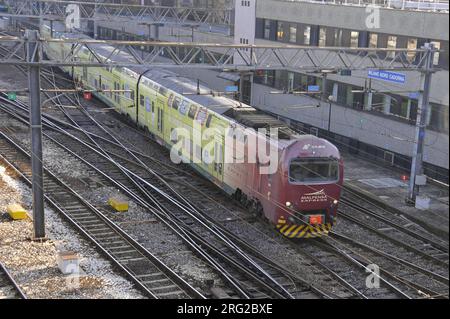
327, 95, 336, 134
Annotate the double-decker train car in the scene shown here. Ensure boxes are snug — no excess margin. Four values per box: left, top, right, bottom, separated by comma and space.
42, 24, 344, 238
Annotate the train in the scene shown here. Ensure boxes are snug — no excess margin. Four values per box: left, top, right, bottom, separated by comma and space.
41, 24, 344, 238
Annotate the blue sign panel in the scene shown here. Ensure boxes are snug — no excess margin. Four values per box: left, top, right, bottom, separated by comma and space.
368, 70, 406, 84
409, 92, 420, 99
308, 85, 320, 92
225, 85, 239, 93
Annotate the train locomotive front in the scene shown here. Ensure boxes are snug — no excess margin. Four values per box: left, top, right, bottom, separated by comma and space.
270, 136, 343, 238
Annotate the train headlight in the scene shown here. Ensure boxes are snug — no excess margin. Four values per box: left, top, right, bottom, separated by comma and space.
333, 200, 339, 205
286, 202, 292, 208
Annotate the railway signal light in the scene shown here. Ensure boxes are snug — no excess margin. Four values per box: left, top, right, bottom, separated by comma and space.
83, 92, 92, 100
7, 92, 16, 101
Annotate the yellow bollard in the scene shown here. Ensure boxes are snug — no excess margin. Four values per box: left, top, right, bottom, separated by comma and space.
6, 204, 29, 220
108, 198, 129, 212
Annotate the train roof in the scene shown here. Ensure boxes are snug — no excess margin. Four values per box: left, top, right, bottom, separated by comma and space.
50, 27, 302, 140
60, 32, 245, 115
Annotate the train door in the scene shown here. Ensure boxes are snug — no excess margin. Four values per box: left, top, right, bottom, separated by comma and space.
213, 135, 224, 183
137, 93, 147, 127
157, 99, 164, 139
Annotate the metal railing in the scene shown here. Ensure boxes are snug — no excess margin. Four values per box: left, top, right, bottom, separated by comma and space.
276, 0, 449, 12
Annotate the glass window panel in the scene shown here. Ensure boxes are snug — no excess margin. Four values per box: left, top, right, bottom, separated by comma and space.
289, 24, 297, 43
304, 26, 311, 45
319, 27, 326, 47
350, 31, 359, 48
407, 38, 417, 62
369, 33, 378, 48
277, 22, 285, 41
387, 36, 397, 59
289, 159, 339, 184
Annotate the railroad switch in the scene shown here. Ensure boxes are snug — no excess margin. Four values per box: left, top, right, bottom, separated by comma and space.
108, 198, 129, 212
6, 204, 29, 220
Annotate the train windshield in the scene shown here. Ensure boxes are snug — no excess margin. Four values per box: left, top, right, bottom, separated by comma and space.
289, 158, 339, 184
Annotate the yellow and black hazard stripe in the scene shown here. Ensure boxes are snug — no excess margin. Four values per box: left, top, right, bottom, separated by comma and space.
276, 216, 332, 239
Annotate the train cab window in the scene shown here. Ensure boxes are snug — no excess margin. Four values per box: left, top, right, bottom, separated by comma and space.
289, 158, 339, 184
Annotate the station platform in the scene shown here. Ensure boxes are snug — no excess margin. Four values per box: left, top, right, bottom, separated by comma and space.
342, 153, 449, 238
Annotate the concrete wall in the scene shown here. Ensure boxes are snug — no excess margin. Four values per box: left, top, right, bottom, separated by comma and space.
96, 14, 233, 43
256, 0, 449, 41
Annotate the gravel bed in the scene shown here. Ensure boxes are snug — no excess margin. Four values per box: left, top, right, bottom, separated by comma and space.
81, 102, 359, 298
80, 185, 224, 292
0, 104, 229, 296
0, 161, 144, 299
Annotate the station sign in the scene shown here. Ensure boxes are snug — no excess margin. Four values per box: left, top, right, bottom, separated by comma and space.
225, 85, 239, 93
368, 70, 406, 84
408, 92, 420, 99
307, 85, 320, 93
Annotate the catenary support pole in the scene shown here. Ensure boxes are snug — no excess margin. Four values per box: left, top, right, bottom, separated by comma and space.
407, 43, 435, 204
26, 29, 45, 239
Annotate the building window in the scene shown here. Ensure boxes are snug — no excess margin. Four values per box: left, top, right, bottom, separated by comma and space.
289, 24, 297, 43
430, 41, 441, 66
350, 31, 359, 48
288, 72, 295, 92
264, 20, 271, 39
387, 36, 397, 59
277, 22, 285, 41
407, 38, 417, 62
369, 33, 378, 48
319, 27, 326, 47
334, 29, 343, 47
303, 26, 311, 45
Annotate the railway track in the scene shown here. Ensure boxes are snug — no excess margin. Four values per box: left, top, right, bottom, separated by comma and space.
0, 262, 26, 299
1, 35, 448, 298
0, 40, 337, 298
0, 94, 337, 299
340, 192, 449, 263
1, 85, 446, 299
0, 131, 204, 299
0, 49, 368, 298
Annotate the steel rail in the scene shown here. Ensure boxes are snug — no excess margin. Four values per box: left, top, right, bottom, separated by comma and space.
0, 130, 205, 299
0, 262, 27, 299
330, 231, 449, 285
315, 237, 448, 299
312, 239, 413, 299
0, 93, 356, 299
0, 100, 300, 299
337, 209, 449, 267
341, 197, 449, 253
32, 71, 298, 299
36, 66, 309, 299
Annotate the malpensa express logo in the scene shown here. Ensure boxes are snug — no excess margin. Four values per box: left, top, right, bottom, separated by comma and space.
300, 189, 328, 203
